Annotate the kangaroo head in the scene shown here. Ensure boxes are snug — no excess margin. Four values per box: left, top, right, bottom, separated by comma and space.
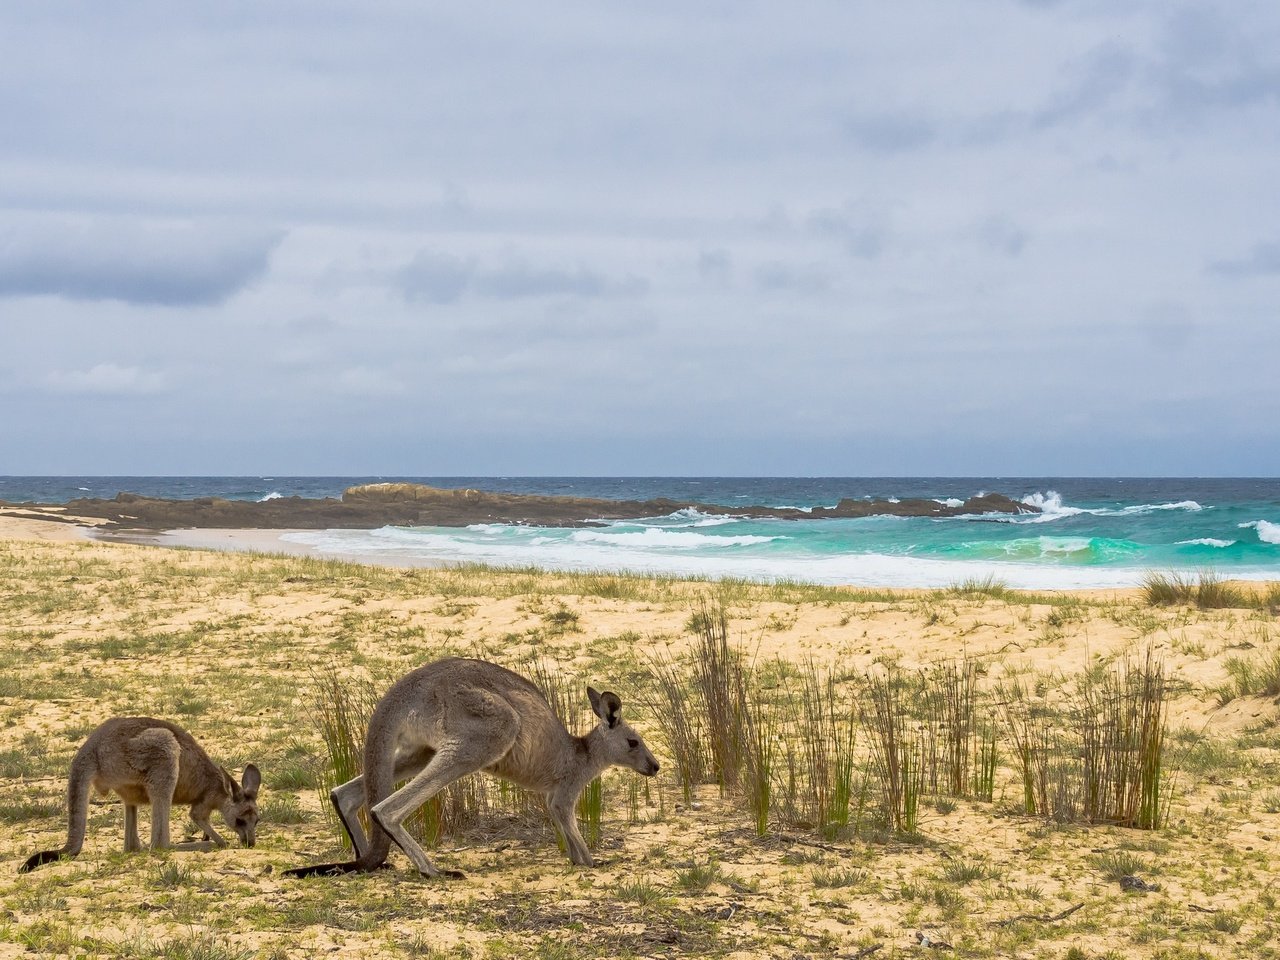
219, 764, 261, 847
587, 687, 660, 777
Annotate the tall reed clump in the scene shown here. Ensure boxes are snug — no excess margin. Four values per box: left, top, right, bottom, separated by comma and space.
921, 658, 982, 798
999, 653, 1171, 829
998, 675, 1068, 820
737, 663, 778, 837
789, 660, 860, 838
644, 652, 707, 805
1074, 650, 1170, 829
861, 664, 925, 835
689, 598, 747, 793
682, 597, 778, 834
307, 667, 380, 850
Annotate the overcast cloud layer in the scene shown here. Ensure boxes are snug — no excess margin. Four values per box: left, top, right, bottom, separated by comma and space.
2, 2, 1278, 475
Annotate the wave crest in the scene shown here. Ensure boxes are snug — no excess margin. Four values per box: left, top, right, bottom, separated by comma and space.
1240, 520, 1280, 545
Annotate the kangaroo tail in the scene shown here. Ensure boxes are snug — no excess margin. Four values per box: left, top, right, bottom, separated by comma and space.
284, 693, 401, 879
282, 859, 371, 878
350, 696, 399, 871
20, 753, 94, 873
19, 849, 67, 873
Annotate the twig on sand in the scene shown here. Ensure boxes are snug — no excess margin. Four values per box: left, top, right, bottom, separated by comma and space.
992, 902, 1084, 927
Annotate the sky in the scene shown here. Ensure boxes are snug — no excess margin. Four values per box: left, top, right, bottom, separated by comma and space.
1, 1, 1278, 476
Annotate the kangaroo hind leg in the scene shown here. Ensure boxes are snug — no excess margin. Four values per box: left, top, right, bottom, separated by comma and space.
124, 805, 142, 852
333, 744, 435, 859
129, 729, 182, 851
371, 694, 517, 878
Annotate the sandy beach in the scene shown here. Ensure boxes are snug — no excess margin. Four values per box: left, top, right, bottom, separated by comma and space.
2, 513, 1280, 958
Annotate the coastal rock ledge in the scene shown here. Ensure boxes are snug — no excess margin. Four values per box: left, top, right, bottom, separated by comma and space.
3, 484, 1038, 531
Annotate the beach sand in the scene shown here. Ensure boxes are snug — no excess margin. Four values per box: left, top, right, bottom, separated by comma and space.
1, 514, 1278, 958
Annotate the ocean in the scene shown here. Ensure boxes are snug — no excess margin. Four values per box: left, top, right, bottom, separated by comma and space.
3, 476, 1278, 590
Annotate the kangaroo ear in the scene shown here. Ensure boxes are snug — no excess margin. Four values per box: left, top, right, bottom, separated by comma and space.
241, 764, 261, 799
588, 687, 622, 727
601, 692, 623, 728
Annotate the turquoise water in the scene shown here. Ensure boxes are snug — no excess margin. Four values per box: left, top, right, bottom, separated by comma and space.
5, 477, 1278, 588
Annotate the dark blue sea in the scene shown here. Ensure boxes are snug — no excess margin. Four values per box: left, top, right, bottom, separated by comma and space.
4, 477, 1278, 589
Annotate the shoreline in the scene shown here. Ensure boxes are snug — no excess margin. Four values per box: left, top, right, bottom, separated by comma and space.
0, 513, 1146, 600
5, 513, 1275, 600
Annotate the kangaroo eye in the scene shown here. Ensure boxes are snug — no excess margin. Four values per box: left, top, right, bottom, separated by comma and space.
627, 738, 639, 749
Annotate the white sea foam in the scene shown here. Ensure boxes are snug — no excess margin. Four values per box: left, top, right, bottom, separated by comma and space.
1177, 538, 1236, 548
1240, 520, 1280, 545
1016, 491, 1086, 523
1117, 500, 1203, 515
568, 528, 781, 549
1015, 491, 1205, 524
278, 526, 1229, 590
667, 507, 739, 526
936, 498, 965, 508
258, 491, 283, 502
1037, 537, 1095, 555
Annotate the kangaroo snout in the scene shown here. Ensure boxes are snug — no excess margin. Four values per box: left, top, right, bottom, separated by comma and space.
645, 758, 660, 776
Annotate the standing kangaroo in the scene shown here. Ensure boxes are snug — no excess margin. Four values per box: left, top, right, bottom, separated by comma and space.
20, 717, 261, 873
285, 657, 659, 878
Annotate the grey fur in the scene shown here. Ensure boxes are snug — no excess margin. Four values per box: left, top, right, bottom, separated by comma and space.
19, 717, 260, 873
285, 657, 658, 878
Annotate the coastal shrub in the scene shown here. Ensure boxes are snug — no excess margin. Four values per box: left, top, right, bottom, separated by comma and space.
1192, 570, 1247, 609
944, 574, 1012, 600
1218, 645, 1280, 704
1141, 570, 1197, 606
1143, 568, 1248, 609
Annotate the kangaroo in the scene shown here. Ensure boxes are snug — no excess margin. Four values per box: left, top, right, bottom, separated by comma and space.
285, 657, 659, 878
20, 717, 261, 873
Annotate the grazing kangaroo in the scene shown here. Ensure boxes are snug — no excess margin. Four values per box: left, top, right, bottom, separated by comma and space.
20, 717, 260, 873
285, 657, 659, 878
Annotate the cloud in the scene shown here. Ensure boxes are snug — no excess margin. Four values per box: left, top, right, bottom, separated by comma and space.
1031, 44, 1135, 129
42, 363, 169, 396
754, 261, 830, 295
841, 113, 938, 153
1208, 241, 1280, 277
978, 217, 1030, 257
398, 251, 648, 303
697, 249, 732, 286
474, 261, 648, 299
808, 202, 889, 259
399, 251, 475, 304
1153, 8, 1280, 116
336, 366, 407, 398
0, 215, 281, 306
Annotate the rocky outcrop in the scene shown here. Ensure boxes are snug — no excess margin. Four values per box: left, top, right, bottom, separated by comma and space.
3, 485, 1038, 531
